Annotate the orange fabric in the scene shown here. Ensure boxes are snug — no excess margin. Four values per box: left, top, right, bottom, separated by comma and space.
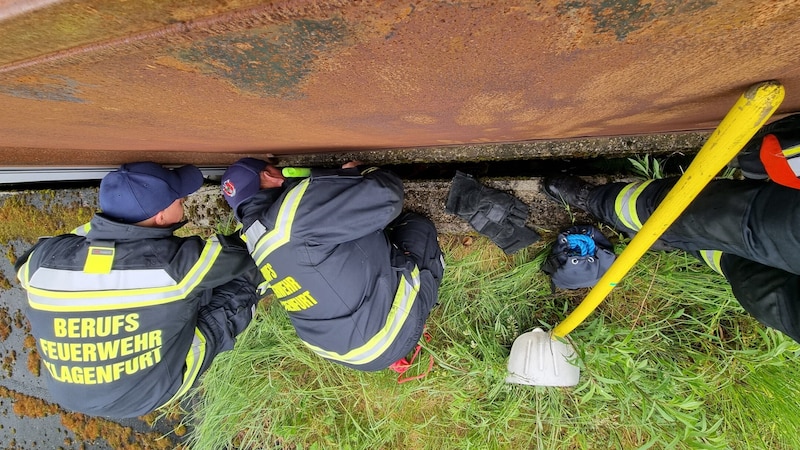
388, 331, 434, 383
760, 134, 800, 189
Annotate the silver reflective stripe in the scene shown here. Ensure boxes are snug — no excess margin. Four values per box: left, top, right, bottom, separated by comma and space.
251, 179, 310, 266
614, 180, 653, 232
30, 268, 175, 291
699, 250, 723, 275
243, 220, 267, 254
24, 237, 223, 312
302, 267, 421, 365
787, 155, 800, 177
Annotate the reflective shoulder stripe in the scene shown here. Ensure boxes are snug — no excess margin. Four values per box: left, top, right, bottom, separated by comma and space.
613, 180, 654, 232
251, 179, 310, 266
72, 222, 91, 236
699, 249, 724, 275
24, 238, 224, 312
162, 328, 207, 408
302, 267, 420, 365
16, 252, 33, 290
243, 220, 268, 254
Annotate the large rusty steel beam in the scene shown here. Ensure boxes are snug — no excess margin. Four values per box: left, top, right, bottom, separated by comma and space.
0, 0, 798, 165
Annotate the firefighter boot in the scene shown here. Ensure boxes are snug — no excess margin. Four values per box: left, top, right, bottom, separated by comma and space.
542, 176, 595, 211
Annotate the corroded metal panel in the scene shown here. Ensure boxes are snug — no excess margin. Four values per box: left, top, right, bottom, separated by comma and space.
0, 0, 798, 164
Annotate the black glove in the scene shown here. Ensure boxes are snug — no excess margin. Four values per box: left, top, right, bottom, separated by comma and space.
479, 220, 542, 254
446, 171, 540, 253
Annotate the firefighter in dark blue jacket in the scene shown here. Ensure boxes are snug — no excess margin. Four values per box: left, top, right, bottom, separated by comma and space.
221, 158, 445, 371
542, 114, 800, 343
15, 162, 263, 418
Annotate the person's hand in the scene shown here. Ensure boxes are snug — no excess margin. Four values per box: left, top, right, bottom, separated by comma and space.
342, 160, 364, 169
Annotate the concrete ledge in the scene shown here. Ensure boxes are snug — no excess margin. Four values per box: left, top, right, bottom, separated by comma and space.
186, 174, 632, 239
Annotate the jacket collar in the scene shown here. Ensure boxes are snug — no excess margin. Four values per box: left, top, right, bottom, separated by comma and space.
85, 213, 184, 241
237, 177, 304, 226
238, 187, 285, 226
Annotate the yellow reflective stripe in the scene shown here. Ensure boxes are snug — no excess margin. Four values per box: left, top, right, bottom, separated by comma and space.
782, 143, 800, 157
17, 253, 33, 290
72, 222, 91, 236
613, 180, 653, 231
699, 250, 724, 275
614, 183, 638, 230
164, 328, 207, 406
251, 179, 310, 266
25, 238, 223, 312
302, 267, 420, 365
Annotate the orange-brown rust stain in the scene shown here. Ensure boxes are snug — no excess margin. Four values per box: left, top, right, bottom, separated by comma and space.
0, 306, 11, 341
23, 334, 41, 377
0, 0, 800, 163
0, 0, 279, 65
0, 386, 181, 448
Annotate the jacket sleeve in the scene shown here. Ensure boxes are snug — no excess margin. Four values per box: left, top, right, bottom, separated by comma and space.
196, 276, 260, 371
192, 233, 264, 295
721, 253, 800, 344
296, 167, 405, 244
14, 238, 46, 274
194, 233, 264, 371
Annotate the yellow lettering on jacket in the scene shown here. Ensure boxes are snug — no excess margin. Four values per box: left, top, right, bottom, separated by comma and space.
52, 314, 140, 338
39, 330, 162, 362
261, 263, 277, 282
42, 347, 163, 385
272, 276, 302, 298
280, 291, 318, 312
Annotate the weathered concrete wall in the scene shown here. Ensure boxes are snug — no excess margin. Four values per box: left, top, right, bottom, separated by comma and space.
0, 0, 798, 165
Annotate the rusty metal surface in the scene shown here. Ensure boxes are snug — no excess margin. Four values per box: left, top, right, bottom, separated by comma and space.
0, 0, 799, 165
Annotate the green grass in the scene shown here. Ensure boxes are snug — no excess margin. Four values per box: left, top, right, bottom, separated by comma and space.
183, 235, 800, 450
628, 154, 666, 180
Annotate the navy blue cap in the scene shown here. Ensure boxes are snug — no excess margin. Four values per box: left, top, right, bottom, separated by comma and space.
221, 158, 268, 216
99, 162, 203, 223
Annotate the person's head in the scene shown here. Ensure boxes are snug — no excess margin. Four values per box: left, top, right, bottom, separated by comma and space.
221, 158, 285, 217
99, 162, 204, 227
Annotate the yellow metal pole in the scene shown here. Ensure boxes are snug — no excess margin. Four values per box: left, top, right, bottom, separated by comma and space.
552, 81, 785, 339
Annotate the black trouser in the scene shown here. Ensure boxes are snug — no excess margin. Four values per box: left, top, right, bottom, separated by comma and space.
587, 178, 800, 343
353, 212, 444, 371
388, 211, 445, 282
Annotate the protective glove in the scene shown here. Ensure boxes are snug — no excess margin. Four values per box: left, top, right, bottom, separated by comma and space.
479, 220, 542, 254
446, 171, 540, 253
446, 171, 528, 227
